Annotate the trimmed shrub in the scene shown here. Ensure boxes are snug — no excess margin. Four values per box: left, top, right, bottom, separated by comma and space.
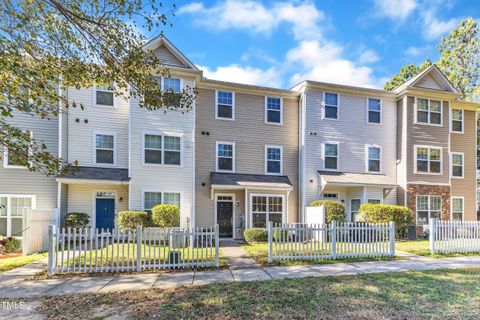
244, 228, 268, 244
151, 204, 180, 228
64, 212, 90, 229
0, 237, 21, 253
358, 204, 414, 238
309, 200, 346, 223
272, 229, 289, 241
117, 210, 149, 231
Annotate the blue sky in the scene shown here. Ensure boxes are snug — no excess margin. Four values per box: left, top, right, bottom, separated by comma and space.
142, 0, 479, 89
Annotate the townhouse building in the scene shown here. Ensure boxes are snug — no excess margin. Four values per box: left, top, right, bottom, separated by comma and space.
1, 36, 478, 245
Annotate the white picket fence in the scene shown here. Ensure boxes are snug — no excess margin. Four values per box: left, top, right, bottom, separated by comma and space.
429, 219, 480, 254
268, 221, 395, 262
48, 224, 219, 275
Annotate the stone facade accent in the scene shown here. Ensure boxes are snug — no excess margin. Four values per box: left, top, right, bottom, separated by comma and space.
406, 184, 451, 223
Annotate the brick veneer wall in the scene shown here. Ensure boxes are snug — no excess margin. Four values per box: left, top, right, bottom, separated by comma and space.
406, 184, 451, 222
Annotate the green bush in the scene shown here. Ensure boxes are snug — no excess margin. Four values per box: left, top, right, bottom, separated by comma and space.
151, 204, 180, 228
309, 200, 346, 223
244, 228, 268, 244
358, 204, 414, 238
1, 237, 21, 253
117, 210, 149, 231
64, 212, 90, 228
272, 229, 289, 241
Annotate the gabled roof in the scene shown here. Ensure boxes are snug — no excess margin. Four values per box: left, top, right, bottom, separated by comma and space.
143, 34, 198, 70
393, 64, 459, 94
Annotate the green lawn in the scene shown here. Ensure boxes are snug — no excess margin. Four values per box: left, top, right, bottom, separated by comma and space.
38, 268, 480, 319
0, 252, 47, 272
395, 240, 480, 257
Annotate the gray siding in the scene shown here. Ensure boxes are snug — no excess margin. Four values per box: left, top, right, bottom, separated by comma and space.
153, 45, 187, 68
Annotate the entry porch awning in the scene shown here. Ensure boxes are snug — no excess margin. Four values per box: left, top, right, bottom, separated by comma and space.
56, 166, 130, 185
318, 171, 397, 192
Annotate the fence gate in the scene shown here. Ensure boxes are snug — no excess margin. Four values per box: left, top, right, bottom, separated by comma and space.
429, 218, 480, 254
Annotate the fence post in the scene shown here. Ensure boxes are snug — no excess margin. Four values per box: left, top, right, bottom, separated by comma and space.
331, 220, 337, 259
136, 225, 142, 272
389, 221, 395, 256
268, 221, 273, 263
215, 224, 220, 267
429, 218, 435, 254
48, 224, 56, 276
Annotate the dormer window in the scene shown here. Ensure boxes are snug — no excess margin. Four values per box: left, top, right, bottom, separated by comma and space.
416, 98, 442, 125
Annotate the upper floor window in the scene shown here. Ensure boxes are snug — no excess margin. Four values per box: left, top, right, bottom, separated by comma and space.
216, 91, 234, 120
416, 195, 441, 225
416, 98, 442, 125
324, 93, 338, 119
367, 98, 381, 124
95, 134, 115, 164
216, 142, 234, 172
143, 134, 181, 166
143, 192, 181, 211
265, 146, 282, 175
162, 77, 181, 108
96, 84, 114, 107
416, 146, 441, 174
451, 152, 464, 178
162, 77, 181, 92
451, 109, 463, 133
265, 97, 282, 124
324, 143, 338, 170
4, 131, 32, 168
367, 146, 381, 172
451, 197, 464, 222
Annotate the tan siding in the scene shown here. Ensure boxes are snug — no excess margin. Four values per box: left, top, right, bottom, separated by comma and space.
414, 74, 444, 91
153, 45, 187, 68
450, 109, 477, 221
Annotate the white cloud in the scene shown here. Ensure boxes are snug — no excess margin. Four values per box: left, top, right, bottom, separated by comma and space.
373, 0, 417, 21
357, 50, 380, 64
404, 45, 430, 57
421, 10, 460, 40
198, 64, 282, 88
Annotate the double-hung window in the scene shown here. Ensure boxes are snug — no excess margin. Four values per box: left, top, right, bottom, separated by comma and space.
367, 146, 381, 172
451, 109, 463, 133
324, 143, 338, 170
216, 142, 234, 172
451, 152, 464, 178
95, 134, 115, 165
350, 199, 361, 222
251, 195, 283, 228
265, 97, 282, 124
95, 84, 114, 107
0, 196, 33, 238
216, 91, 234, 120
162, 77, 181, 108
451, 197, 464, 222
265, 146, 282, 175
416, 98, 442, 125
367, 98, 381, 123
416, 195, 441, 225
324, 93, 338, 119
416, 146, 441, 174
143, 134, 181, 165
143, 192, 181, 211
4, 131, 32, 168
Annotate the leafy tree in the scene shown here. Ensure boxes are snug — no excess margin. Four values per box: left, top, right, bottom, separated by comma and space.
384, 59, 432, 91
0, 1, 195, 175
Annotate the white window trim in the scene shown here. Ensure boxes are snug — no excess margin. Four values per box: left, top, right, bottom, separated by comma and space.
249, 193, 286, 228
367, 198, 383, 204
451, 196, 464, 222
3, 131, 33, 169
93, 131, 117, 166
141, 130, 183, 167
93, 85, 117, 108
414, 145, 443, 175
215, 90, 235, 121
322, 142, 340, 171
141, 189, 183, 211
91, 190, 116, 230
264, 96, 283, 125
322, 92, 340, 120
365, 144, 382, 173
350, 198, 362, 222
0, 194, 36, 238
214, 193, 236, 239
416, 195, 442, 225
366, 97, 382, 125
216, 141, 235, 173
450, 152, 464, 179
322, 193, 339, 200
450, 108, 464, 134
161, 77, 183, 92
414, 97, 443, 127
265, 145, 283, 175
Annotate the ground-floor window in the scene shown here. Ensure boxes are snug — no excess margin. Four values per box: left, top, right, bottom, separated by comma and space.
0, 196, 33, 237
322, 193, 338, 200
416, 195, 441, 225
451, 197, 464, 222
367, 199, 381, 204
143, 192, 181, 210
251, 195, 284, 228
350, 199, 361, 222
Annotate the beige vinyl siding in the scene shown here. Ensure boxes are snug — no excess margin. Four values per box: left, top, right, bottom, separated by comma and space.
414, 74, 444, 91
195, 88, 299, 226
407, 97, 450, 184
450, 108, 477, 221
153, 45, 187, 68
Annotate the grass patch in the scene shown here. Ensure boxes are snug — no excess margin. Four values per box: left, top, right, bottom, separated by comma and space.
395, 240, 480, 258
241, 243, 401, 266
38, 268, 480, 319
0, 252, 47, 272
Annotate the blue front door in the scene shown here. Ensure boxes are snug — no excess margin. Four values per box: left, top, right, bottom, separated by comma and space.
96, 198, 115, 230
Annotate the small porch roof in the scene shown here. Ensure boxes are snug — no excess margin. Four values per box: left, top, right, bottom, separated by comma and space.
210, 172, 293, 190
56, 166, 130, 185
318, 171, 397, 191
